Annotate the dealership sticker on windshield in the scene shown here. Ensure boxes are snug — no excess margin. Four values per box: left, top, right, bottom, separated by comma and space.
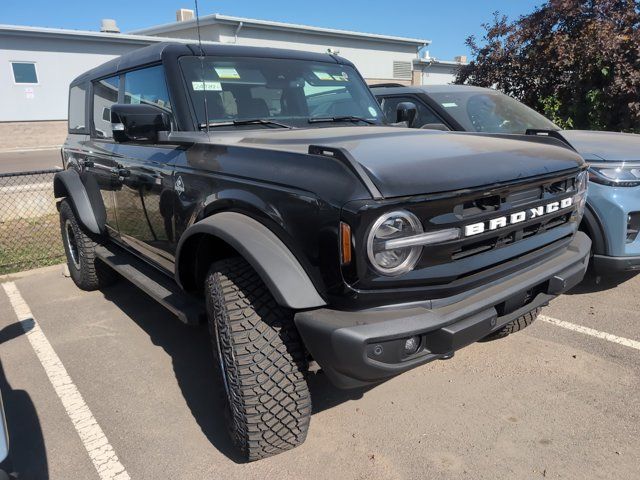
192, 81, 222, 91
442, 102, 458, 108
313, 71, 335, 81
214, 67, 240, 79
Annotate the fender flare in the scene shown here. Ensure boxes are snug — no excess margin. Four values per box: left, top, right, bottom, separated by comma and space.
53, 169, 106, 235
581, 202, 608, 255
176, 212, 326, 310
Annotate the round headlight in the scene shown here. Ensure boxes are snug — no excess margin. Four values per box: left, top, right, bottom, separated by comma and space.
366, 210, 423, 276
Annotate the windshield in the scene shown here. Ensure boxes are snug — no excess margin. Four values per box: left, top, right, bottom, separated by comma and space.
179, 56, 384, 129
429, 90, 558, 134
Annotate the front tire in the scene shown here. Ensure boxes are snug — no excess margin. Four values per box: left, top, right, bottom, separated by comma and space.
205, 257, 312, 461
59, 199, 117, 291
483, 307, 541, 341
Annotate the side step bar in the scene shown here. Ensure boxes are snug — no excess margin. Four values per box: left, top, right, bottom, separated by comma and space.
95, 243, 205, 325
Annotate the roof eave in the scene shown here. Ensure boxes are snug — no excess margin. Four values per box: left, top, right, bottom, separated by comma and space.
131, 14, 431, 46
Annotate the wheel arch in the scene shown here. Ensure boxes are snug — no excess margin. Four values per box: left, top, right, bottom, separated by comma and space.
175, 211, 326, 310
580, 202, 608, 255
53, 169, 106, 235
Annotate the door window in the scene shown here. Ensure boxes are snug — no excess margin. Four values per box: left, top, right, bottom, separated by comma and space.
380, 96, 443, 127
123, 65, 172, 112
92, 76, 120, 139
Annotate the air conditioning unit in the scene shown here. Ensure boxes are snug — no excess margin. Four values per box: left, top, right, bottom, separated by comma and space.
176, 8, 195, 22
100, 19, 120, 33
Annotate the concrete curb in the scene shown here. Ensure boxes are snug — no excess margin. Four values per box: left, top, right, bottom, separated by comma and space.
0, 263, 66, 283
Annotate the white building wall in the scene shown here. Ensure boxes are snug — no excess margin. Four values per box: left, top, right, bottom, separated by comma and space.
0, 36, 153, 121
420, 64, 460, 85
149, 23, 421, 82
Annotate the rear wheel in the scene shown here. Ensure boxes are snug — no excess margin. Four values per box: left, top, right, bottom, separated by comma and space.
483, 307, 541, 341
205, 257, 312, 461
59, 199, 118, 291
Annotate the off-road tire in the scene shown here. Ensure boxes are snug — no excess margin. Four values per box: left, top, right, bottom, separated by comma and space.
59, 199, 118, 291
483, 307, 541, 341
205, 257, 312, 461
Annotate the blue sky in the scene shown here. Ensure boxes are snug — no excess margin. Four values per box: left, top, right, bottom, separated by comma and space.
2, 0, 543, 59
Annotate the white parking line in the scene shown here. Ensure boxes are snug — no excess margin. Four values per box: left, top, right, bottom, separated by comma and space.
539, 315, 640, 351
1, 282, 130, 480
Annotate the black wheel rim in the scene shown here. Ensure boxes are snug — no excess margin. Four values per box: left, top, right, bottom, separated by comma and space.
65, 219, 81, 270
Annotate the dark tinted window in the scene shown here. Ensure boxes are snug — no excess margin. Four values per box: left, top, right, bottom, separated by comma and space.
68, 85, 87, 133
380, 96, 442, 127
92, 76, 119, 139
11, 62, 38, 84
123, 65, 171, 112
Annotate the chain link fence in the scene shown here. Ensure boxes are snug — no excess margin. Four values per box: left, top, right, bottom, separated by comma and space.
0, 169, 64, 275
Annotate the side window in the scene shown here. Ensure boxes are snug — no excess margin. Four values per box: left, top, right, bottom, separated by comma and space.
68, 85, 87, 133
92, 76, 120, 139
123, 65, 172, 112
11, 62, 38, 84
380, 96, 443, 127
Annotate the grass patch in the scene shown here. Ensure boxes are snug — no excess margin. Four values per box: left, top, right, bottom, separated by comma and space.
0, 214, 64, 275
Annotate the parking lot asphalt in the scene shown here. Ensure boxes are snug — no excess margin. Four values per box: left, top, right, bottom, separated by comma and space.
0, 266, 639, 480
0, 149, 62, 174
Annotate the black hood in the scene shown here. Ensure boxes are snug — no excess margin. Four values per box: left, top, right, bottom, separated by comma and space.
231, 126, 584, 198
558, 130, 640, 162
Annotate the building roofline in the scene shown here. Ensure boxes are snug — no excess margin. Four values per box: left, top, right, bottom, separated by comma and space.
414, 58, 468, 66
130, 13, 431, 46
0, 24, 185, 45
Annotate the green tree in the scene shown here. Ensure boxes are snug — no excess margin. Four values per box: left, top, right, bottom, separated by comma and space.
456, 0, 640, 132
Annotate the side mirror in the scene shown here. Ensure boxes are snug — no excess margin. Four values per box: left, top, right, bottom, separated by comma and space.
420, 123, 451, 131
396, 102, 417, 127
111, 104, 171, 143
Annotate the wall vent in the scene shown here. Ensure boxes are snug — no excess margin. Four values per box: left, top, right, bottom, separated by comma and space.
392, 61, 412, 80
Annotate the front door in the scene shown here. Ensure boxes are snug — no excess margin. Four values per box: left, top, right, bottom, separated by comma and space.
110, 65, 181, 272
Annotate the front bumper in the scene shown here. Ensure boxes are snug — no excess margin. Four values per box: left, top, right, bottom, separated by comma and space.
295, 232, 591, 389
586, 182, 640, 274
592, 254, 640, 273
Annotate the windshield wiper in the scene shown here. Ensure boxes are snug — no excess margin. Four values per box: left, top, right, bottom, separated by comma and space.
198, 119, 294, 129
308, 116, 376, 125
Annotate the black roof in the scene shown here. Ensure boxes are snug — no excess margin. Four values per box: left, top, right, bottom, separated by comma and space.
71, 42, 352, 86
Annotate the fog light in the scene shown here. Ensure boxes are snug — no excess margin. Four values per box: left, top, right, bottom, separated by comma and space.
403, 336, 421, 355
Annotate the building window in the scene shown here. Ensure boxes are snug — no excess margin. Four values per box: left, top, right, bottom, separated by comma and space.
92, 76, 120, 139
392, 61, 412, 80
11, 62, 38, 84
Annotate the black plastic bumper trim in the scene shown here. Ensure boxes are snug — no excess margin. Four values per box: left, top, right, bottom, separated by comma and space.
592, 254, 640, 273
295, 232, 591, 389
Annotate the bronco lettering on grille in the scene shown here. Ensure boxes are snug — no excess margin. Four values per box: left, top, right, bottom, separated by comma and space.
464, 197, 573, 237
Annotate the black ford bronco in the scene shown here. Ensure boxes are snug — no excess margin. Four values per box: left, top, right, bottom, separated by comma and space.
56, 42, 590, 460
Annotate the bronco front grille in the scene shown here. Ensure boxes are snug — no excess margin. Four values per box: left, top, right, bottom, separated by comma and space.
451, 211, 573, 261
409, 171, 581, 272
448, 176, 578, 262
